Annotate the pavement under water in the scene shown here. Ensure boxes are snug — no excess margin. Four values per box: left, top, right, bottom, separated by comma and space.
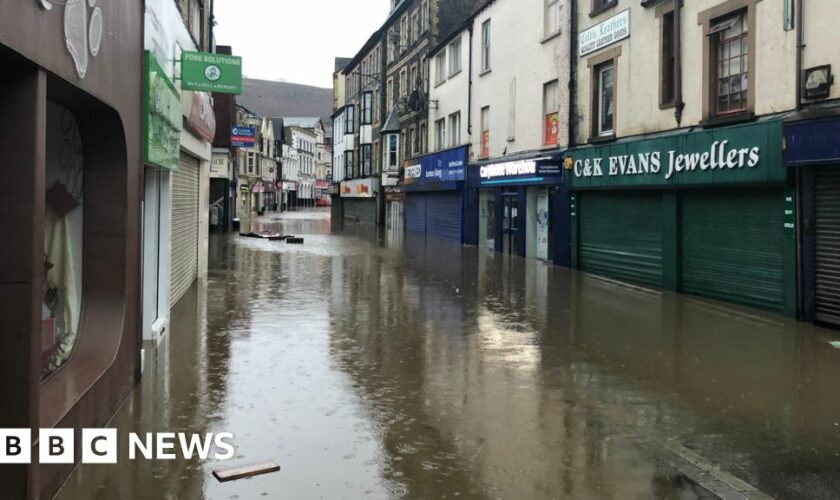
55, 210, 840, 500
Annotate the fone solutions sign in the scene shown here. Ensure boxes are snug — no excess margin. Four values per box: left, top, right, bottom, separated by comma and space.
568, 120, 786, 188
181, 52, 243, 94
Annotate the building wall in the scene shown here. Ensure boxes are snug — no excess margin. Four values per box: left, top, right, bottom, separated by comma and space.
470, 0, 571, 161
573, 0, 798, 145
429, 29, 471, 151
802, 2, 840, 102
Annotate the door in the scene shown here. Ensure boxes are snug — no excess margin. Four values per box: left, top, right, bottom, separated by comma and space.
479, 190, 496, 250
536, 189, 550, 261
579, 192, 663, 287
814, 169, 840, 326
405, 194, 427, 235
426, 192, 463, 243
171, 154, 200, 307
502, 192, 520, 256
681, 188, 785, 313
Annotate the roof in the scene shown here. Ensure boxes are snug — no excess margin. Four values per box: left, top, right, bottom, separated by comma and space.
335, 57, 352, 72
381, 105, 401, 134
270, 118, 285, 142
282, 117, 323, 130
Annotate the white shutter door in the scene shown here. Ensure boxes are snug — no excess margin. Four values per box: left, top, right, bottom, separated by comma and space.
170, 154, 200, 306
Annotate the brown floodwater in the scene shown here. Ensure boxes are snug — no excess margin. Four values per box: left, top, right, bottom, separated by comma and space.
55, 210, 840, 500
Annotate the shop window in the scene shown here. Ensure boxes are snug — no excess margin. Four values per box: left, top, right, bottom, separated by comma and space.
710, 12, 749, 116
42, 103, 84, 378
543, 80, 560, 146
660, 11, 676, 107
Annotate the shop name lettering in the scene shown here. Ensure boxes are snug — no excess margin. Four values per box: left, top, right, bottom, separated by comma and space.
574, 141, 760, 180
480, 161, 536, 179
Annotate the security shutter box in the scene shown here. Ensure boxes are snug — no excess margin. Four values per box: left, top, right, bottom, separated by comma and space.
578, 192, 663, 287
681, 189, 785, 313
405, 193, 427, 235
814, 169, 840, 326
170, 154, 200, 306
426, 192, 463, 243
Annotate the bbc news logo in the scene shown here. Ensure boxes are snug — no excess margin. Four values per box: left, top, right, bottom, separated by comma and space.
0, 429, 235, 464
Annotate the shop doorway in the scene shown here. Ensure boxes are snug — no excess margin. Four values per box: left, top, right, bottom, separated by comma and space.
479, 189, 496, 250
502, 192, 520, 256
536, 189, 551, 261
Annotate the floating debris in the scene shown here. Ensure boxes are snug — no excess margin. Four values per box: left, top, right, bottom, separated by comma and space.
212, 461, 281, 482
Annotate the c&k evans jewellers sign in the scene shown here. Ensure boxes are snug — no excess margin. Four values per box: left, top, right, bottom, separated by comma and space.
568, 120, 786, 189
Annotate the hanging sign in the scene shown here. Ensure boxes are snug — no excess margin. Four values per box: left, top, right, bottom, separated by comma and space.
231, 126, 256, 148
144, 52, 182, 171
181, 52, 243, 94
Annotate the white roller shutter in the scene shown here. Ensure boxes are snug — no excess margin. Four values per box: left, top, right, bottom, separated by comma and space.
170, 154, 200, 306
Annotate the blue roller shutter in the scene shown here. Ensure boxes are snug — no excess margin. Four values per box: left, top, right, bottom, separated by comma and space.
426, 192, 463, 243
405, 193, 427, 235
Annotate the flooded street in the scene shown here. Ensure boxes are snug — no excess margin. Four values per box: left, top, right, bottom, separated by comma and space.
57, 210, 840, 500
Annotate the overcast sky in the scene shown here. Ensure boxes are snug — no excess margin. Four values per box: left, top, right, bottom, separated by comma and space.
214, 0, 390, 89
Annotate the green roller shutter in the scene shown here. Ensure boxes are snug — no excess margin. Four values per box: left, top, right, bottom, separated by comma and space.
681, 189, 785, 313
814, 169, 840, 326
579, 192, 663, 287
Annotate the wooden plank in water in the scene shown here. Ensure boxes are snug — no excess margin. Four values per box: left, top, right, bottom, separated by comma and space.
212, 462, 281, 482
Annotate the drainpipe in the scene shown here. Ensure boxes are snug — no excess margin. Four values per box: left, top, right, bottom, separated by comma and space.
467, 23, 474, 138
795, 0, 804, 110
674, 0, 685, 126
568, 0, 578, 147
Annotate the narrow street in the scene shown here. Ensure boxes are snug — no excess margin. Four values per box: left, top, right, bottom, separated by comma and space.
56, 210, 840, 500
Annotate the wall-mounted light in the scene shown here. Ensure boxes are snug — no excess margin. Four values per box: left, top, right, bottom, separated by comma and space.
803, 65, 834, 100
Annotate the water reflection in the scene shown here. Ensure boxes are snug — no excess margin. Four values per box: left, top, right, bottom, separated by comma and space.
56, 211, 840, 500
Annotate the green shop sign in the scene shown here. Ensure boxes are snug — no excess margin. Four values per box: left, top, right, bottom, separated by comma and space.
568, 119, 785, 189
181, 51, 242, 94
144, 52, 182, 171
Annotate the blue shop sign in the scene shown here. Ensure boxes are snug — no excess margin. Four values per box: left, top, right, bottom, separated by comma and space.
231, 126, 256, 148
785, 118, 840, 167
404, 146, 467, 190
468, 156, 565, 186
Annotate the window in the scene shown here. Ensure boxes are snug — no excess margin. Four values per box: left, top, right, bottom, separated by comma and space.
386, 78, 394, 107
345, 150, 355, 179
421, 0, 429, 32
591, 0, 617, 16
409, 127, 417, 156
449, 38, 462, 76
661, 11, 676, 106
386, 134, 399, 171
481, 20, 492, 73
400, 15, 408, 52
361, 92, 373, 125
346, 105, 356, 133
435, 52, 447, 85
374, 140, 381, 174
388, 29, 396, 63
595, 62, 615, 136
412, 11, 420, 43
545, 0, 560, 36
435, 118, 446, 151
400, 69, 407, 97
543, 80, 560, 146
449, 112, 461, 147
248, 152, 256, 173
711, 13, 748, 116
419, 122, 427, 154
480, 106, 490, 158
361, 144, 372, 177
508, 78, 516, 141
410, 64, 418, 91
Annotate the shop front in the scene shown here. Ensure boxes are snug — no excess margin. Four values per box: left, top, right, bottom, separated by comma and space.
403, 146, 468, 244
340, 178, 379, 224
466, 154, 569, 266
0, 2, 143, 497
786, 115, 840, 327
569, 118, 795, 317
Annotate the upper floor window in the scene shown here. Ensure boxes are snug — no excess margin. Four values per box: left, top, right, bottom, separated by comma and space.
591, 0, 618, 17
346, 105, 356, 134
545, 0, 560, 37
480, 106, 490, 158
400, 15, 408, 52
412, 11, 420, 43
660, 10, 676, 107
595, 61, 615, 137
435, 118, 446, 151
481, 20, 492, 73
435, 52, 447, 85
421, 1, 430, 32
449, 38, 462, 76
543, 80, 560, 146
361, 92, 373, 125
449, 112, 461, 147
711, 12, 749, 116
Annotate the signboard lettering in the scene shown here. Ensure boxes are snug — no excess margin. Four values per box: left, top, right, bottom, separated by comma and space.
144, 52, 182, 171
579, 9, 630, 57
231, 126, 256, 148
181, 52, 243, 94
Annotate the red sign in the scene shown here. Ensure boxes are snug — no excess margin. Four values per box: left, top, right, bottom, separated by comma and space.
185, 91, 217, 142
481, 131, 490, 158
544, 112, 559, 146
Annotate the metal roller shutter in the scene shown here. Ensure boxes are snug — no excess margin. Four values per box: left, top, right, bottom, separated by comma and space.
171, 154, 200, 306
814, 169, 840, 326
681, 189, 785, 313
579, 192, 663, 287
426, 192, 462, 243
405, 194, 427, 235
